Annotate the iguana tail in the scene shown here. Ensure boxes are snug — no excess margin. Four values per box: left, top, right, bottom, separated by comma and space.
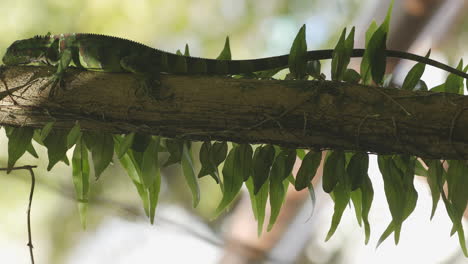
168, 49, 468, 79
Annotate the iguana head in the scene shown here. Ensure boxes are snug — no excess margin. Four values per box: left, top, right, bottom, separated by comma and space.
2, 34, 56, 65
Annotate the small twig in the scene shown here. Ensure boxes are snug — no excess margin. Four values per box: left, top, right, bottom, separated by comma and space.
0, 165, 37, 264
355, 114, 379, 148
370, 86, 411, 116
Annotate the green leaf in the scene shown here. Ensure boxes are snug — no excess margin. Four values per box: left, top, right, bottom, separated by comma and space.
360, 21, 378, 84
140, 136, 160, 188
366, 28, 388, 85
163, 138, 184, 167
445, 160, 468, 222
184, 43, 190, 56
252, 145, 276, 194
198, 141, 227, 183
322, 151, 346, 193
361, 1, 392, 85
326, 181, 351, 241
117, 132, 135, 158
361, 174, 374, 244
268, 152, 289, 231
216, 36, 232, 60
211, 141, 228, 166
66, 122, 81, 148
307, 184, 316, 218
350, 189, 363, 226
43, 129, 71, 171
71, 138, 90, 229
246, 176, 269, 236
444, 59, 465, 94
7, 126, 34, 171
237, 144, 253, 181
296, 149, 306, 160
343, 69, 361, 83
148, 136, 161, 224
288, 24, 308, 79
331, 27, 355, 81
377, 155, 417, 245
198, 141, 216, 180
26, 142, 38, 158
401, 50, 430, 90
182, 143, 200, 208
423, 159, 444, 219
131, 133, 151, 153
295, 150, 322, 191
306, 60, 322, 79
346, 152, 369, 190
215, 146, 243, 215
39, 121, 55, 143
440, 184, 468, 256
114, 136, 149, 216
84, 132, 114, 179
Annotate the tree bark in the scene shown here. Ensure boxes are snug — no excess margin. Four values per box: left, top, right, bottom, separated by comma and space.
1, 65, 468, 160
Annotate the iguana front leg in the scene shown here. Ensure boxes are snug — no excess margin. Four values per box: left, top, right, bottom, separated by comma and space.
47, 48, 73, 96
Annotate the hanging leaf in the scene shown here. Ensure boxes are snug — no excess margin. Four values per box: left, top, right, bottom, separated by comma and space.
237, 144, 253, 181
66, 122, 81, 148
211, 141, 228, 166
131, 133, 151, 153
347, 152, 369, 190
198, 141, 216, 180
252, 145, 276, 194
246, 176, 269, 236
440, 181, 468, 257
322, 151, 346, 193
377, 155, 417, 245
26, 142, 38, 158
7, 126, 34, 171
445, 160, 468, 224
38, 121, 55, 143
215, 146, 243, 215
268, 151, 289, 231
361, 175, 374, 244
117, 132, 135, 158
423, 159, 444, 219
43, 129, 71, 171
307, 184, 316, 219
296, 149, 306, 160
295, 150, 322, 191
114, 136, 149, 216
401, 50, 431, 90
148, 136, 161, 224
351, 189, 363, 226
288, 24, 308, 79
140, 136, 160, 188
325, 181, 351, 241
164, 138, 184, 167
71, 138, 90, 229
181, 143, 200, 208
83, 132, 114, 179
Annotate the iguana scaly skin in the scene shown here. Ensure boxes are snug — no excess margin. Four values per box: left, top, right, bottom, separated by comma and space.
3, 33, 468, 96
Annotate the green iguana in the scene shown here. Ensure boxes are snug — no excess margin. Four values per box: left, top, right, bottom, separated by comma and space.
2, 33, 468, 97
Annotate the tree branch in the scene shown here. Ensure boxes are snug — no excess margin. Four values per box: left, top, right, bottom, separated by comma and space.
1, 65, 468, 160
